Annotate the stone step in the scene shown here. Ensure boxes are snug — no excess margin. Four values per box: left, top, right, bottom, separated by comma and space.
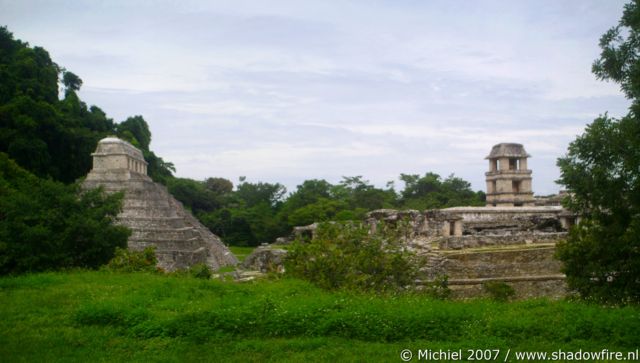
122, 198, 174, 210
129, 227, 199, 241
118, 206, 180, 219
129, 238, 204, 252
117, 216, 187, 229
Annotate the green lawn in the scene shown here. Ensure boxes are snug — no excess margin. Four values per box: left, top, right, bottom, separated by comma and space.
0, 271, 638, 362
228, 246, 257, 263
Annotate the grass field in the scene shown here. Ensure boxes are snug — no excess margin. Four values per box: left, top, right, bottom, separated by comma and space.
1, 271, 638, 362
228, 246, 256, 262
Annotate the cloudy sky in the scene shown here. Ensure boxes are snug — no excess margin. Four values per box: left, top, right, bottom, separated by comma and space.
1, 0, 631, 195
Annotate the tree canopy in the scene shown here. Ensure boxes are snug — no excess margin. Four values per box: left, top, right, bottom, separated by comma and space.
556, 0, 640, 304
178, 172, 484, 247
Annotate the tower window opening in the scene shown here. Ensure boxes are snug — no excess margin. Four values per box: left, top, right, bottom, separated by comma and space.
512, 180, 521, 193
509, 159, 518, 170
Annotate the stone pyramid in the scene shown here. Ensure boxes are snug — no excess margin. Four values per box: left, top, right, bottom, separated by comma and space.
83, 137, 238, 271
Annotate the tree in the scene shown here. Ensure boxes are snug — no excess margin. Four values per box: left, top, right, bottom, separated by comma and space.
166, 177, 220, 213
0, 153, 130, 274
144, 149, 175, 184
0, 27, 118, 183
117, 115, 151, 151
398, 172, 483, 210
332, 176, 396, 211
286, 197, 348, 227
204, 177, 233, 195
556, 0, 640, 303
235, 180, 286, 208
61, 69, 82, 93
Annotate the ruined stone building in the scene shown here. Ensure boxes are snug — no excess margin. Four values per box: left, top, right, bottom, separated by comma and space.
282, 142, 574, 298
83, 137, 238, 271
367, 143, 573, 298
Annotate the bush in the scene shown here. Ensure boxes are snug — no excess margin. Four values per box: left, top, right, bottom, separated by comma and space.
483, 281, 516, 301
423, 275, 452, 300
189, 263, 212, 279
106, 247, 157, 272
284, 221, 419, 292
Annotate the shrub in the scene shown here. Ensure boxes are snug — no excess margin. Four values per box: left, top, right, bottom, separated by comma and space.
284, 221, 419, 292
483, 281, 516, 301
106, 246, 157, 272
189, 263, 212, 279
423, 275, 452, 300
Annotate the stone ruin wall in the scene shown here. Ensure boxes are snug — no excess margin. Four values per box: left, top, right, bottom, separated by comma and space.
280, 206, 573, 298
363, 207, 571, 298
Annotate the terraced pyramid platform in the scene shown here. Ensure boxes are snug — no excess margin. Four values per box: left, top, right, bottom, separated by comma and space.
83, 137, 237, 271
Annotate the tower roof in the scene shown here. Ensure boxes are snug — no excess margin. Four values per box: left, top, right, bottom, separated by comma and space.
485, 143, 530, 159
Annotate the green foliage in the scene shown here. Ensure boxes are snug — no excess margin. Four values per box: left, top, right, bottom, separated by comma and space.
0, 27, 107, 183
195, 179, 289, 247
332, 176, 397, 211
106, 247, 158, 273
1, 271, 639, 361
483, 281, 516, 302
0, 27, 59, 105
423, 275, 452, 300
399, 172, 485, 209
143, 149, 175, 184
61, 69, 82, 93
167, 177, 221, 214
204, 177, 233, 195
0, 153, 130, 274
285, 222, 418, 292
556, 1, 640, 304
592, 0, 640, 100
235, 179, 287, 208
286, 197, 348, 226
188, 263, 212, 279
173, 172, 484, 248
117, 115, 151, 151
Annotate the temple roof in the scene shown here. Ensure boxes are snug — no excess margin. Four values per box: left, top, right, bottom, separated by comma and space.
485, 143, 530, 159
93, 136, 146, 162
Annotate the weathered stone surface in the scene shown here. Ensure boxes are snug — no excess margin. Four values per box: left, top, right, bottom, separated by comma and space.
448, 277, 567, 299
241, 246, 287, 273
83, 137, 238, 271
485, 143, 534, 207
442, 246, 562, 279
360, 205, 570, 298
